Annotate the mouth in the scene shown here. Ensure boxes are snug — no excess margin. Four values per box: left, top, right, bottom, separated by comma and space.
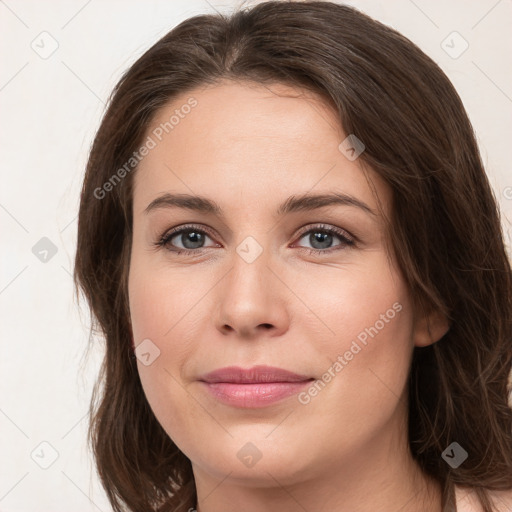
198, 365, 315, 408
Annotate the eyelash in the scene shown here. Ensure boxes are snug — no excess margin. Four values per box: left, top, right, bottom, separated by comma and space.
154, 223, 355, 256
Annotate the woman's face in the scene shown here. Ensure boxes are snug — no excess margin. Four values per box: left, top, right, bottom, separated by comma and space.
128, 81, 446, 488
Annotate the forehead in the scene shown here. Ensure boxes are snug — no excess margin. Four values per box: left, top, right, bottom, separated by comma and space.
132, 80, 390, 217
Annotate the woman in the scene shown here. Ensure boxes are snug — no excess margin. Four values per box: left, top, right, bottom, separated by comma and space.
74, 1, 512, 511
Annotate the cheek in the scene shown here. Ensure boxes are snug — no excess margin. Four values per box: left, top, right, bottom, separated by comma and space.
292, 252, 412, 352
129, 276, 177, 343
301, 265, 413, 449
128, 252, 201, 352
128, 260, 206, 446
293, 254, 414, 415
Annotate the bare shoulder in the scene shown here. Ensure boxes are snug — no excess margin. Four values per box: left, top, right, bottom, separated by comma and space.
455, 486, 484, 512
455, 486, 512, 512
490, 489, 512, 511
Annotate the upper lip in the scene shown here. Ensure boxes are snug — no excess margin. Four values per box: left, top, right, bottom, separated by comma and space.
199, 365, 313, 384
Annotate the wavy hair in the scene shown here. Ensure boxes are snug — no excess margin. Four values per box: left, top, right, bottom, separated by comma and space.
73, 2, 512, 511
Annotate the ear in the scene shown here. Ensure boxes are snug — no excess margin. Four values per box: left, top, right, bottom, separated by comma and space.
412, 304, 450, 348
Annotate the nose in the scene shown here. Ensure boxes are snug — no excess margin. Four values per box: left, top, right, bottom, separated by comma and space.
214, 246, 290, 340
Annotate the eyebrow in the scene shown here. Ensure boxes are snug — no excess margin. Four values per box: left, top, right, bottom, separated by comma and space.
144, 192, 377, 217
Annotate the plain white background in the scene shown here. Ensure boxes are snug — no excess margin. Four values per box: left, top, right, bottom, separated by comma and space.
1, 0, 511, 510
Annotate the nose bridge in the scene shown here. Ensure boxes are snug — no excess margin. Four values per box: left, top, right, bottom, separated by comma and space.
229, 232, 272, 295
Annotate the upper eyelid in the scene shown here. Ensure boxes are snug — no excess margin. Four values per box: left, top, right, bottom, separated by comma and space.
296, 223, 352, 238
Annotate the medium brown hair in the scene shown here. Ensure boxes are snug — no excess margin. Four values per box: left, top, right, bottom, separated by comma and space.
74, 1, 512, 511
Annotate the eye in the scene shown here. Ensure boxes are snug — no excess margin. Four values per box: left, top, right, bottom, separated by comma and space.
154, 223, 355, 256
155, 224, 218, 255
292, 224, 355, 255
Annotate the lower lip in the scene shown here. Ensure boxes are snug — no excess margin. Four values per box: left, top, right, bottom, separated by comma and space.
201, 381, 312, 408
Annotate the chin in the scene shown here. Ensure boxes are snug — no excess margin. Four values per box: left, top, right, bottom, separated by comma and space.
188, 433, 318, 486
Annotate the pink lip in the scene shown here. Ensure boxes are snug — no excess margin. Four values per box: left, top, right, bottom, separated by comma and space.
199, 365, 314, 408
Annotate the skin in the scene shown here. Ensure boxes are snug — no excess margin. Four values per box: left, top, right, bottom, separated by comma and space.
128, 80, 449, 512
